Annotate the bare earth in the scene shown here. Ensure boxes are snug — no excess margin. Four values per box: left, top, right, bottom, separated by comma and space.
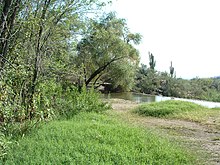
107, 99, 220, 165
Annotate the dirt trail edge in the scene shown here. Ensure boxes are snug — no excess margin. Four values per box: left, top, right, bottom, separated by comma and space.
107, 99, 220, 165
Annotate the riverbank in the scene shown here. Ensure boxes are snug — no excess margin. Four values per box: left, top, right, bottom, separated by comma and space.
3, 111, 195, 164
103, 92, 220, 108
107, 99, 220, 165
3, 98, 220, 164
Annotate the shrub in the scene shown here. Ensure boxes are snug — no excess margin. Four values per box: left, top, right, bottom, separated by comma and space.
37, 81, 110, 119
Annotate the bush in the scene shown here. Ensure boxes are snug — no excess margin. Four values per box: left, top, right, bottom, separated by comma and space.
0, 79, 110, 159
37, 81, 110, 119
0, 79, 109, 138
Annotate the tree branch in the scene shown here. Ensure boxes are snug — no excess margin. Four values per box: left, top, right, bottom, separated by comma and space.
85, 56, 126, 86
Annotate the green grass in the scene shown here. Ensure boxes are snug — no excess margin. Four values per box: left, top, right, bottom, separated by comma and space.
133, 100, 220, 123
3, 112, 195, 164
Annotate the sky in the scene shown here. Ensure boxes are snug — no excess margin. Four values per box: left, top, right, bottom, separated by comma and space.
107, 0, 220, 79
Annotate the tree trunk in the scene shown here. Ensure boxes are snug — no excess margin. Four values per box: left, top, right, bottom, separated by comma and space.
0, 0, 21, 71
0, 0, 12, 68
28, 0, 51, 119
85, 56, 125, 87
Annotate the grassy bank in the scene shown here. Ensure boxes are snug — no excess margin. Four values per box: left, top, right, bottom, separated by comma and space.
3, 112, 196, 164
133, 100, 220, 124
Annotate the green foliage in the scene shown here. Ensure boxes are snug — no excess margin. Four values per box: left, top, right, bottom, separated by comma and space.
73, 87, 109, 113
135, 63, 220, 102
0, 0, 139, 159
105, 60, 137, 91
134, 100, 205, 118
0, 0, 114, 128
0, 0, 111, 121
36, 80, 109, 119
0, 78, 109, 138
3, 113, 195, 164
60, 86, 109, 117
135, 67, 159, 94
0, 133, 11, 161
76, 12, 140, 90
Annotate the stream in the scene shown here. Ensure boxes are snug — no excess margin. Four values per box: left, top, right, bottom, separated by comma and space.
103, 92, 220, 108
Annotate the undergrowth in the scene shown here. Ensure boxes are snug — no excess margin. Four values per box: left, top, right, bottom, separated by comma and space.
0, 80, 109, 160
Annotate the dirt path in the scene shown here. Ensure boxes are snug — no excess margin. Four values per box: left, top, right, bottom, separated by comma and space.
108, 99, 220, 165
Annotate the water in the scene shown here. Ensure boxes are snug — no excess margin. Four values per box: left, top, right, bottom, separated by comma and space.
103, 92, 170, 103
103, 92, 220, 108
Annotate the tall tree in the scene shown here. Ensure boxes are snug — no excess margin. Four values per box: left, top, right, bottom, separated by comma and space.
0, 0, 109, 119
76, 13, 141, 90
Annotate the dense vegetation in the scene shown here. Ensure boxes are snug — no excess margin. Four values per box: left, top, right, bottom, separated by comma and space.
134, 53, 220, 102
4, 112, 196, 164
0, 0, 141, 160
0, 0, 219, 163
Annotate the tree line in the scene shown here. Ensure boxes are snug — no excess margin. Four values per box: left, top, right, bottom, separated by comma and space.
134, 53, 220, 102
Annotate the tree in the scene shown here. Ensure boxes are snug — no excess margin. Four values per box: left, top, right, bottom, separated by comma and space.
76, 12, 141, 90
103, 59, 137, 91
135, 64, 159, 94
22, 0, 110, 117
0, 0, 109, 120
0, 0, 22, 73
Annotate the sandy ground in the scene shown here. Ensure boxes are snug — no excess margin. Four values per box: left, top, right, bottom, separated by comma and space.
106, 98, 220, 165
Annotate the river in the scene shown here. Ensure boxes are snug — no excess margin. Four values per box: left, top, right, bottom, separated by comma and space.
103, 92, 220, 108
